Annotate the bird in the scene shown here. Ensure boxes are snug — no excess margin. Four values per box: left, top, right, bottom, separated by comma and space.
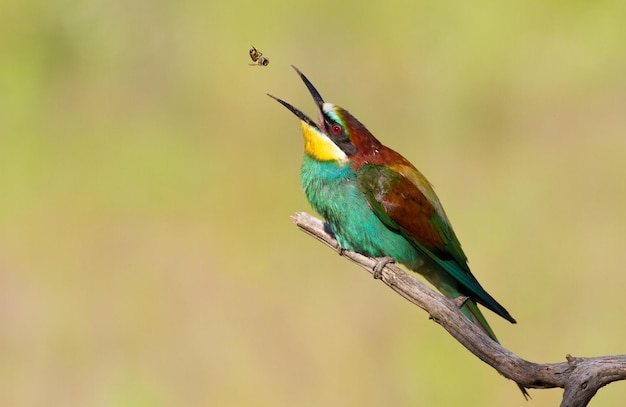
268, 66, 527, 397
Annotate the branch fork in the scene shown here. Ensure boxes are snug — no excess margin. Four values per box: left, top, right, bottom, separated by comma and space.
291, 211, 626, 407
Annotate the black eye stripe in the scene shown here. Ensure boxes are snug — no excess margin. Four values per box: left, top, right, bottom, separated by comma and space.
325, 122, 356, 156
336, 139, 357, 156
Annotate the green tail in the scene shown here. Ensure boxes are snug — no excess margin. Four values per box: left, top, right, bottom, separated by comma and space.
462, 299, 499, 341
462, 301, 530, 399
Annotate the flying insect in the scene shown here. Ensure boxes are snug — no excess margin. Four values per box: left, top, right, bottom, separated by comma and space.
249, 45, 269, 66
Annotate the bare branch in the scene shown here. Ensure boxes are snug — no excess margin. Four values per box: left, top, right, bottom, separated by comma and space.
291, 211, 626, 407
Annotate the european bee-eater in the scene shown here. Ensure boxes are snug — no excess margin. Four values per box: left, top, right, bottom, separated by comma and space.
269, 66, 526, 396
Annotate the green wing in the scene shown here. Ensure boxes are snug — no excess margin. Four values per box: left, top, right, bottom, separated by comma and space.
356, 163, 515, 323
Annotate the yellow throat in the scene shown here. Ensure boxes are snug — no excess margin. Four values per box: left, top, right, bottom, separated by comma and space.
301, 121, 348, 162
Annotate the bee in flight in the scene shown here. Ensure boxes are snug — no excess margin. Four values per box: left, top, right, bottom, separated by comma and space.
249, 45, 269, 66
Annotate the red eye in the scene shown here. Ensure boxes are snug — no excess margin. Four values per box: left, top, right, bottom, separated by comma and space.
331, 125, 342, 134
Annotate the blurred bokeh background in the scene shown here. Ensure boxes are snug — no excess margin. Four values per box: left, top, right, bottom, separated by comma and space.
1, 0, 625, 406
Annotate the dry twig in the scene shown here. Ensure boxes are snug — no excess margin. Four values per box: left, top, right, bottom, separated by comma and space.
291, 211, 626, 407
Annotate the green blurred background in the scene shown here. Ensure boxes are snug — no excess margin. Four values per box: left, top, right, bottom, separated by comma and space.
1, 0, 625, 406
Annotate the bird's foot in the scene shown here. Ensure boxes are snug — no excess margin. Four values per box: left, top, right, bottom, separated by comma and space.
335, 245, 345, 256
453, 296, 469, 308
372, 256, 395, 279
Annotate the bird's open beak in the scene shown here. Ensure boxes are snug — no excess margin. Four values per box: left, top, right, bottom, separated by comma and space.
267, 66, 326, 134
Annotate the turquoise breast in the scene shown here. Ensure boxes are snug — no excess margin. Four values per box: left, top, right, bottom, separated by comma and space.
300, 155, 422, 268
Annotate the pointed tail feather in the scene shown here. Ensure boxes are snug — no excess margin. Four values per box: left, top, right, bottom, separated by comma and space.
462, 300, 530, 400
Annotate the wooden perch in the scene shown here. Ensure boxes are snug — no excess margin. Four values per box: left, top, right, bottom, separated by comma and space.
291, 211, 626, 407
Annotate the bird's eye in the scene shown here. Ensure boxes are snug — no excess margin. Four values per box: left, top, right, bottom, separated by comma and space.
331, 124, 342, 135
